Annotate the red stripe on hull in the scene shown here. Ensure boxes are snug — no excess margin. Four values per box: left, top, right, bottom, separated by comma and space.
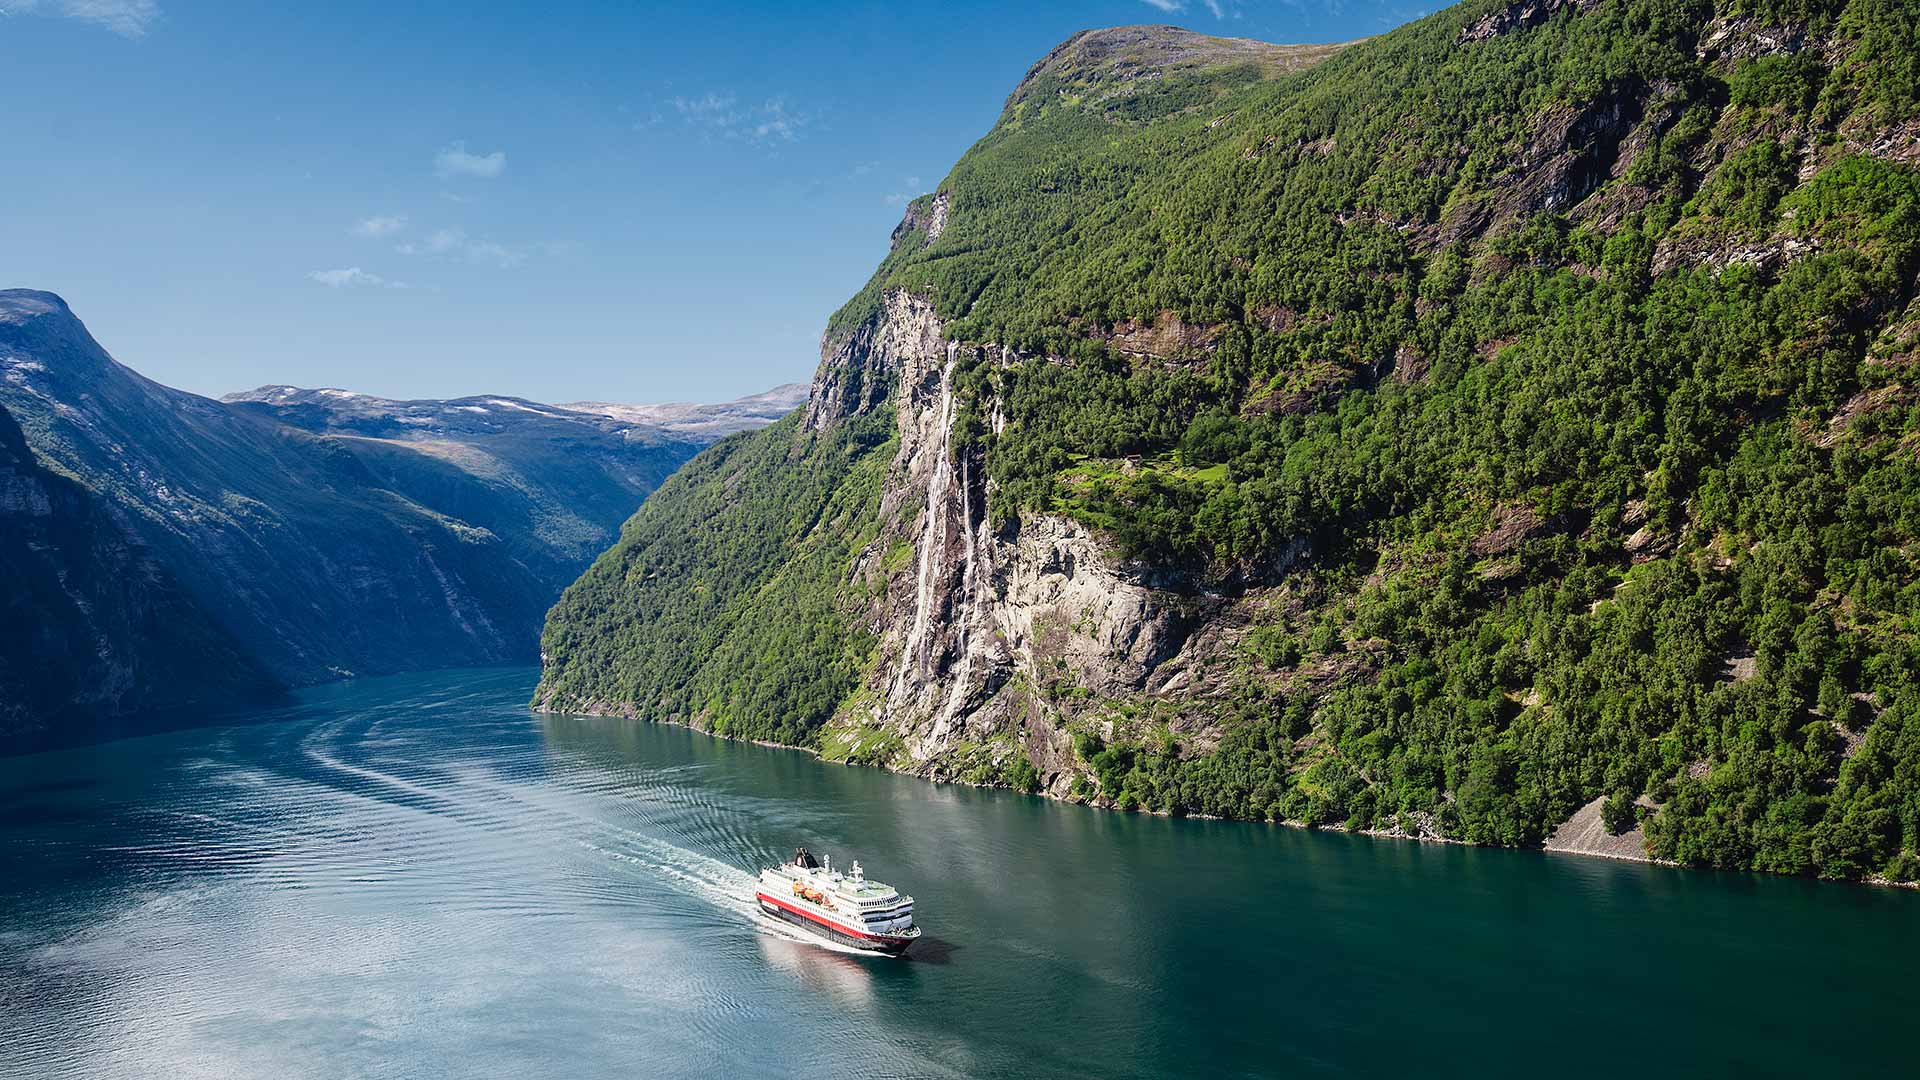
755, 891, 914, 951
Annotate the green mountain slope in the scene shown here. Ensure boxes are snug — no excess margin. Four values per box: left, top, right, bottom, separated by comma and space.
539, 408, 896, 744
539, 0, 1920, 883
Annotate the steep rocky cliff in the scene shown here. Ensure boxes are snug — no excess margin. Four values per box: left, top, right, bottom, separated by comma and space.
539, 4, 1920, 883
805, 290, 1277, 793
0, 403, 274, 748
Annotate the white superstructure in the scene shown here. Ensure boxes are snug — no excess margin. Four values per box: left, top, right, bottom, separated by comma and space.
755, 849, 921, 954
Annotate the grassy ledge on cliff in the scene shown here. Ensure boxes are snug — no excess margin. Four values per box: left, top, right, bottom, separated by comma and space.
537, 1, 1920, 885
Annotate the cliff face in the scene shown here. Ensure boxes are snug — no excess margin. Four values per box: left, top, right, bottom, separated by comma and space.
538, 5, 1920, 883
806, 291, 1265, 793
0, 403, 273, 747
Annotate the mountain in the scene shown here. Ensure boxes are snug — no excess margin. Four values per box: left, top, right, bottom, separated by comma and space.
537, 1, 1920, 883
0, 404, 275, 747
230, 382, 810, 443
560, 383, 810, 440
0, 289, 797, 747
217, 383, 747, 579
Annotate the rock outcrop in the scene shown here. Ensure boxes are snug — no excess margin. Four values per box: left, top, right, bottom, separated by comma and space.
808, 292, 1263, 794
1543, 796, 1663, 863
804, 290, 946, 431
1457, 0, 1598, 44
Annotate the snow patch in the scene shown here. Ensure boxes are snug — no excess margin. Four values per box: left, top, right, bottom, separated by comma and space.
482, 398, 555, 414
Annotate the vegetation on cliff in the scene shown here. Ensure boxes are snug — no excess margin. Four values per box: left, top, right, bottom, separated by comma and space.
538, 410, 897, 744
540, 0, 1920, 883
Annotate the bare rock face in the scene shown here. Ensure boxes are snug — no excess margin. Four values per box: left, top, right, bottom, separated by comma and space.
889, 192, 950, 253
925, 193, 950, 242
1652, 229, 1822, 277
804, 291, 946, 431
1543, 796, 1662, 862
1490, 86, 1641, 224
814, 290, 1247, 793
1694, 15, 1814, 61
1457, 0, 1597, 45
998, 516, 1203, 698
1103, 311, 1220, 362
1851, 117, 1920, 168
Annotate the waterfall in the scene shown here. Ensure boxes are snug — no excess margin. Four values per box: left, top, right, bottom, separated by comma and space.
938, 449, 980, 727
887, 355, 958, 711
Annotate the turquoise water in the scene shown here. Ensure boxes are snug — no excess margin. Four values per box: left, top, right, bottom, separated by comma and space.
2, 667, 1914, 1078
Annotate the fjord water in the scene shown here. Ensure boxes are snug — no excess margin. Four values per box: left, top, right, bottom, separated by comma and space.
3, 669, 1914, 1079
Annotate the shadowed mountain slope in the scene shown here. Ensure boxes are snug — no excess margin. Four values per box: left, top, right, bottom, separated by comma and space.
1, 289, 798, 747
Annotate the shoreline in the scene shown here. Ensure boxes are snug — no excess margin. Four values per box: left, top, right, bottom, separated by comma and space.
538, 701, 1918, 891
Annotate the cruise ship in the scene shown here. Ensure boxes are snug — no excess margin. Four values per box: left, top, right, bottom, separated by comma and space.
756, 848, 921, 956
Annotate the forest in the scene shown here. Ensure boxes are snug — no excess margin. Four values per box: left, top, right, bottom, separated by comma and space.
542, 0, 1920, 883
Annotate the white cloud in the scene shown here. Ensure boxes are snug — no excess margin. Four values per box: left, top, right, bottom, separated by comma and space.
308, 267, 400, 289
434, 141, 507, 179
396, 227, 458, 256
1137, 0, 1238, 17
669, 92, 810, 145
750, 99, 804, 143
11, 0, 160, 37
463, 240, 522, 269
673, 92, 736, 123
353, 214, 408, 238
392, 226, 520, 268
309, 267, 381, 288
884, 177, 924, 207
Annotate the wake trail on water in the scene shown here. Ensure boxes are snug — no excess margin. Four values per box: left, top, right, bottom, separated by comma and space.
283, 710, 875, 956
567, 835, 874, 956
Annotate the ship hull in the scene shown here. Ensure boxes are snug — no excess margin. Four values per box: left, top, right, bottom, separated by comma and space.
756, 894, 915, 956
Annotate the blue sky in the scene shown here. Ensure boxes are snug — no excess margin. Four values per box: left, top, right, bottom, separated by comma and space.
0, 1, 1428, 404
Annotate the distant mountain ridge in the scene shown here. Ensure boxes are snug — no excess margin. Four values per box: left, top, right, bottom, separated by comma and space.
0, 288, 800, 749
223, 382, 808, 442
560, 383, 810, 440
